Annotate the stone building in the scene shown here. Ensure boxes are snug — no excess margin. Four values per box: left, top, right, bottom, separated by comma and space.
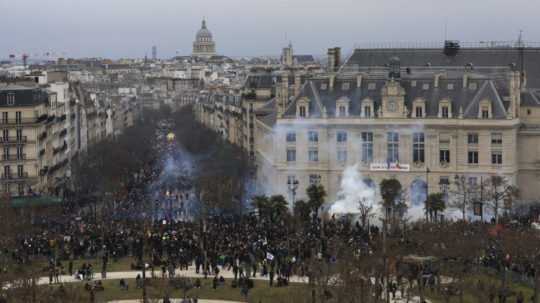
0, 85, 49, 196
192, 19, 217, 58
254, 57, 533, 207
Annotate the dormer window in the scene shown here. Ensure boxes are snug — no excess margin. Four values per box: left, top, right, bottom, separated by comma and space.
412, 99, 426, 118
481, 107, 489, 119
336, 97, 350, 117
361, 99, 374, 118
442, 106, 449, 118
364, 106, 371, 118
368, 83, 376, 90
479, 100, 492, 119
447, 83, 454, 90
422, 83, 430, 90
415, 106, 423, 118
320, 83, 328, 90
469, 82, 477, 90
297, 98, 309, 118
438, 100, 452, 118
6, 94, 15, 106
299, 106, 306, 117
338, 105, 346, 117
342, 82, 350, 90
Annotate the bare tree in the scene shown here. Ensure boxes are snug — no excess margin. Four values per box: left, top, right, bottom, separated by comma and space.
358, 197, 374, 229
450, 175, 479, 221
486, 176, 519, 223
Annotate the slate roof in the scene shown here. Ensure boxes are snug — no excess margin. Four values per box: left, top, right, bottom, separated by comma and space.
0, 86, 49, 107
244, 74, 275, 89
342, 47, 540, 88
293, 55, 316, 64
522, 89, 540, 106
282, 72, 510, 119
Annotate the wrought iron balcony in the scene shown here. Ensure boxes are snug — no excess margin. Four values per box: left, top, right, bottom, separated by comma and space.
0, 136, 28, 144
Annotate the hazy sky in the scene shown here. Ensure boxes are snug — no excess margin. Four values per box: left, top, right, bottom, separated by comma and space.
1, 0, 539, 59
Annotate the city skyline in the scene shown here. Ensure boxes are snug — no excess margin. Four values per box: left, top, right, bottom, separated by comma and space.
2, 0, 540, 59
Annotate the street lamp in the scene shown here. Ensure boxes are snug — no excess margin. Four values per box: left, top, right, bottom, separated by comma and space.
287, 178, 299, 206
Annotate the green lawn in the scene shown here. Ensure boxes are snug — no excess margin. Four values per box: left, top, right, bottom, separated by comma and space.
423, 272, 535, 303
73, 277, 311, 303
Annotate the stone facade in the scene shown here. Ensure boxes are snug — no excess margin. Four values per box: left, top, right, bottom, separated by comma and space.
254, 64, 534, 206
192, 19, 216, 58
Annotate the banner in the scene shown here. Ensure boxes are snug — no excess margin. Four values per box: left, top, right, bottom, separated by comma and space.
370, 162, 410, 172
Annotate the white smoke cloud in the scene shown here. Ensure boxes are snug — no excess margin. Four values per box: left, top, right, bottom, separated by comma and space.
329, 164, 376, 215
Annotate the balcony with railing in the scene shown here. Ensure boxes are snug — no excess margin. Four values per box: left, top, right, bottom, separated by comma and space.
0, 136, 29, 144
1, 172, 30, 181
0, 117, 44, 125
2, 154, 27, 161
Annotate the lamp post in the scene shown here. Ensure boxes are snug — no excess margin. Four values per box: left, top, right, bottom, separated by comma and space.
287, 178, 299, 206
425, 167, 430, 221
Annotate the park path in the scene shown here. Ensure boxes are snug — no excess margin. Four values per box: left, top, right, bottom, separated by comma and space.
37, 266, 428, 303
109, 300, 242, 303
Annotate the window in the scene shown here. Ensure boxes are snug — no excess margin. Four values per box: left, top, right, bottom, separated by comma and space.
16, 129, 22, 141
387, 132, 399, 163
286, 149, 296, 162
364, 106, 372, 118
415, 106, 423, 118
1, 112, 7, 123
320, 83, 328, 90
361, 132, 373, 163
15, 112, 22, 124
468, 151, 479, 164
411, 80, 417, 87
491, 133, 502, 145
469, 83, 477, 90
299, 106, 306, 118
3, 147, 9, 159
337, 150, 347, 163
447, 83, 454, 90
422, 83, 430, 90
17, 165, 23, 177
338, 105, 346, 117
309, 174, 321, 185
413, 132, 425, 163
308, 149, 319, 162
342, 82, 350, 90
17, 183, 24, 196
440, 149, 450, 163
308, 131, 318, 143
16, 146, 23, 159
3, 165, 10, 178
492, 151, 503, 165
468, 177, 478, 186
7, 94, 15, 106
441, 106, 449, 118
468, 133, 479, 144
286, 132, 296, 143
368, 83, 376, 90
337, 131, 347, 143
481, 106, 489, 119
2, 129, 8, 141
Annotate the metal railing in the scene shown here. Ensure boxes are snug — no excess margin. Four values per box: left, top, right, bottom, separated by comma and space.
0, 172, 29, 180
2, 154, 27, 161
0, 136, 28, 144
